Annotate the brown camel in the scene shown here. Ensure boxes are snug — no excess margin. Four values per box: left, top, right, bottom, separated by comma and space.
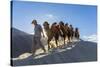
51, 22, 60, 47
43, 22, 60, 50
59, 21, 67, 45
69, 24, 74, 42
74, 27, 80, 40
43, 21, 53, 50
65, 23, 71, 43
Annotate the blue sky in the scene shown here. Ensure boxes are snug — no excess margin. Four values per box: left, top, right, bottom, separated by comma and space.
12, 1, 97, 38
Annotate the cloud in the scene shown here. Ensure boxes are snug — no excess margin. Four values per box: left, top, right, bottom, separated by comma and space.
82, 34, 97, 42
46, 14, 54, 18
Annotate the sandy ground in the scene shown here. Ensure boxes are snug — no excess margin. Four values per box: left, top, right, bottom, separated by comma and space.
11, 40, 97, 66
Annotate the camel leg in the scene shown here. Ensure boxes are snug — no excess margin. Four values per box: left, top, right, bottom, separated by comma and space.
64, 36, 66, 45
48, 39, 51, 51
47, 35, 53, 51
55, 38, 58, 47
54, 35, 59, 48
68, 36, 70, 43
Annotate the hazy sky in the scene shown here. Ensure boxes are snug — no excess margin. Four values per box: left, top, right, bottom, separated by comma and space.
12, 1, 97, 38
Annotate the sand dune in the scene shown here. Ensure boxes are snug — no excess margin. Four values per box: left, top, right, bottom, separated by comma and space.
11, 28, 33, 58
11, 28, 97, 66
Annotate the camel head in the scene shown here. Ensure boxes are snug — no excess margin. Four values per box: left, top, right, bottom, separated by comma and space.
43, 21, 50, 30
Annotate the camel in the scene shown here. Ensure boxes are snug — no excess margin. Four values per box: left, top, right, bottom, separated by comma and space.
43, 21, 60, 50
68, 24, 74, 42
74, 27, 80, 40
65, 23, 71, 43
51, 22, 60, 47
59, 21, 67, 45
